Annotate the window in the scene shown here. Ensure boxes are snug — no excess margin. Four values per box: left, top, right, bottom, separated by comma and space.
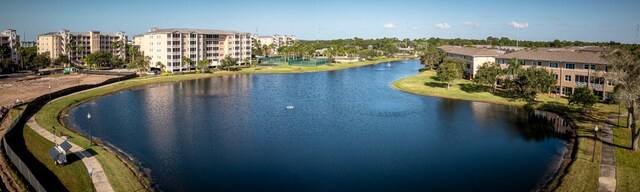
537, 61, 542, 66
562, 87, 574, 96
566, 63, 575, 69
576, 75, 588, 83
608, 80, 614, 86
190, 41, 196, 45
565, 75, 572, 81
554, 74, 559, 79
591, 65, 596, 70
550, 62, 558, 68
466, 64, 471, 69
605, 66, 610, 72
591, 77, 604, 85
583, 64, 590, 69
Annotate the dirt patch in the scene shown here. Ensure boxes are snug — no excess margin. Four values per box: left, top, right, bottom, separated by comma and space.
0, 74, 117, 109
0, 73, 117, 190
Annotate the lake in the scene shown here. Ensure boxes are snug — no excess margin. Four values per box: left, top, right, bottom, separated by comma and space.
66, 59, 570, 191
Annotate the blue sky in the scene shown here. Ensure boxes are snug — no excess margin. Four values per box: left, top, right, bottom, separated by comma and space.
2, 0, 639, 43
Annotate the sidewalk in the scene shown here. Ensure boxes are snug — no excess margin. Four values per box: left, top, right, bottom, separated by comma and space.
26, 117, 114, 192
598, 119, 616, 192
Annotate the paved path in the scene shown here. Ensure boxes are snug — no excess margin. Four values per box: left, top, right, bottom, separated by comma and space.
26, 117, 114, 192
598, 120, 616, 192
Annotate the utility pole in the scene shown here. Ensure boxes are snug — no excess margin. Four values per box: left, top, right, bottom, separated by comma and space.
516, 21, 519, 48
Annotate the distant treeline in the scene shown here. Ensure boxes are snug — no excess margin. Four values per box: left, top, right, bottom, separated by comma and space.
299, 36, 638, 50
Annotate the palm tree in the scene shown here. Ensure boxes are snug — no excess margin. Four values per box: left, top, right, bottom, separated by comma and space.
507, 58, 522, 79
64, 39, 76, 67
182, 57, 192, 72
155, 61, 165, 72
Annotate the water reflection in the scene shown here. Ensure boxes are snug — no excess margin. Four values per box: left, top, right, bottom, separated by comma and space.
66, 60, 569, 191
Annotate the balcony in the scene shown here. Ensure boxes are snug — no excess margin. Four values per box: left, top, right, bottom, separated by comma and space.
575, 82, 604, 90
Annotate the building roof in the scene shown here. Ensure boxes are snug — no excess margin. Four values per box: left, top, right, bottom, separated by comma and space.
439, 46, 503, 57
496, 48, 609, 64
144, 28, 249, 35
38, 31, 125, 37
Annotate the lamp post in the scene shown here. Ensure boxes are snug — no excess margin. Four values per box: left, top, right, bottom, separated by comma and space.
87, 113, 92, 146
48, 85, 52, 103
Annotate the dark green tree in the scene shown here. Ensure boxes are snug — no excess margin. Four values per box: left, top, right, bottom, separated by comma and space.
474, 62, 502, 93
568, 86, 599, 108
513, 67, 556, 101
436, 61, 463, 89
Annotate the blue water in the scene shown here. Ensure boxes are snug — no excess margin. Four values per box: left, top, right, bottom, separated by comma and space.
67, 60, 568, 191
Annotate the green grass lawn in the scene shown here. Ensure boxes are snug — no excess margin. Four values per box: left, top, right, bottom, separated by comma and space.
612, 117, 640, 192
23, 124, 93, 191
392, 70, 625, 191
238, 57, 409, 74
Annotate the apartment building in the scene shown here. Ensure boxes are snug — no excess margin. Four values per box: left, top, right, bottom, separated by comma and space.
0, 29, 21, 63
37, 29, 127, 64
253, 34, 295, 54
439, 46, 504, 79
138, 28, 252, 72
496, 48, 613, 99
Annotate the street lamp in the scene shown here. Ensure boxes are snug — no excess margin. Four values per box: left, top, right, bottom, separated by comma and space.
87, 113, 92, 146
48, 85, 52, 103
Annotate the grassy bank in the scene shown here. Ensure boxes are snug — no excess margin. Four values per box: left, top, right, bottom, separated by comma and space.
238, 57, 409, 74
392, 70, 623, 191
612, 118, 640, 192
27, 56, 407, 190
23, 124, 93, 191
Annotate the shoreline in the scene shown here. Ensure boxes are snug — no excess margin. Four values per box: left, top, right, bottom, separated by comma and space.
390, 71, 619, 191
33, 57, 410, 190
393, 80, 576, 191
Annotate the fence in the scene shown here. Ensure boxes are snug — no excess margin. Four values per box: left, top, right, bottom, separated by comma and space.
288, 58, 330, 66
259, 57, 287, 64
1, 72, 137, 191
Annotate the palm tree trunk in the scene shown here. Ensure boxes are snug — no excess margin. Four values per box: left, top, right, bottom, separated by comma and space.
628, 111, 632, 129
629, 103, 638, 150
492, 81, 497, 93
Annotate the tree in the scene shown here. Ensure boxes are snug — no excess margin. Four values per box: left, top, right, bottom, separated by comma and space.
474, 62, 502, 93
196, 59, 210, 73
507, 58, 522, 79
569, 86, 599, 108
83, 51, 113, 68
155, 61, 165, 72
436, 61, 463, 89
512, 67, 556, 101
53, 54, 69, 66
219, 55, 237, 70
32, 53, 51, 68
64, 39, 76, 67
419, 46, 444, 70
603, 47, 640, 150
181, 57, 192, 72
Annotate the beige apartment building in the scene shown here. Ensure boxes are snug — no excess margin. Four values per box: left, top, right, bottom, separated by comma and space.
253, 34, 295, 54
0, 29, 21, 63
138, 28, 252, 72
37, 29, 127, 65
496, 47, 613, 99
439, 46, 504, 79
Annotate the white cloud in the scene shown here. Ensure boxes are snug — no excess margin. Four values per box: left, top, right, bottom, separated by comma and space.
508, 21, 529, 29
383, 23, 396, 29
435, 22, 451, 29
462, 21, 480, 28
